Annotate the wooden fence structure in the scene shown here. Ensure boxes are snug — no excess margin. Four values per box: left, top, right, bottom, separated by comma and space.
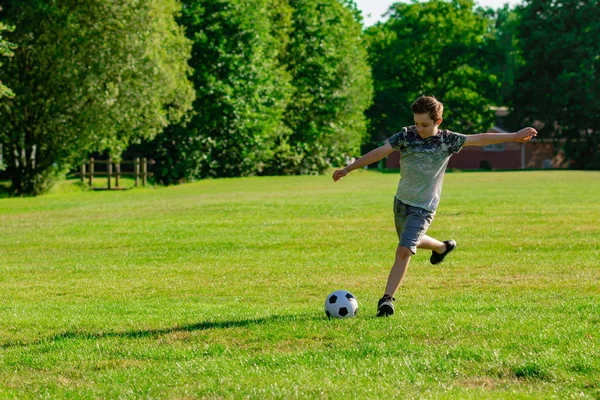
78, 158, 154, 190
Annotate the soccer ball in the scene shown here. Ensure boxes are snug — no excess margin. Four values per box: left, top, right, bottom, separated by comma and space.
324, 290, 358, 318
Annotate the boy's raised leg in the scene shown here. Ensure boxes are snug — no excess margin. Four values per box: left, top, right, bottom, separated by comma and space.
417, 235, 446, 253
430, 240, 456, 264
418, 235, 457, 265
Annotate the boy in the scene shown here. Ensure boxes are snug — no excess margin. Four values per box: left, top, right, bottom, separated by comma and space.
332, 96, 537, 317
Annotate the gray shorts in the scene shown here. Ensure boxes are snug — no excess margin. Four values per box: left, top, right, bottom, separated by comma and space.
394, 197, 434, 254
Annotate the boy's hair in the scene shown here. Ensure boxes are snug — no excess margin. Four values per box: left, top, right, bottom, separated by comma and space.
411, 96, 444, 121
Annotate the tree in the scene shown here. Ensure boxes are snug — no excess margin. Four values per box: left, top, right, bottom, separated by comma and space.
148, 0, 294, 184
476, 4, 522, 107
280, 0, 373, 174
511, 0, 600, 169
364, 0, 499, 151
0, 0, 195, 195
147, 0, 372, 182
0, 6, 16, 99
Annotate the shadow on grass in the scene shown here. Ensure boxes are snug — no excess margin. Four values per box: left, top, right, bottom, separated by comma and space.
1, 313, 315, 349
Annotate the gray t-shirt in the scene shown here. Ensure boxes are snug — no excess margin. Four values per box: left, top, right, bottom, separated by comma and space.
387, 126, 466, 212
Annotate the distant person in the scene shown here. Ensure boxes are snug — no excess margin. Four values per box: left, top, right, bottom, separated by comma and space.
332, 96, 537, 317
552, 149, 569, 169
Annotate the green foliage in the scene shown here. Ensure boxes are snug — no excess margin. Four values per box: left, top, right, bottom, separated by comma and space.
479, 5, 522, 105
0, 0, 195, 195
149, 0, 372, 183
280, 0, 372, 174
0, 7, 16, 99
511, 0, 600, 169
364, 0, 499, 149
149, 0, 294, 184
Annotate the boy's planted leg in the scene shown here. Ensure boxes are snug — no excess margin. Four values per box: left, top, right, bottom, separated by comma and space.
384, 245, 412, 296
377, 245, 412, 317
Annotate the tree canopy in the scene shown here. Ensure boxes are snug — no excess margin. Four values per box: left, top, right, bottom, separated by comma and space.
148, 0, 372, 184
0, 6, 16, 99
511, 0, 600, 168
364, 0, 499, 150
279, 0, 372, 174
148, 0, 294, 184
0, 0, 195, 194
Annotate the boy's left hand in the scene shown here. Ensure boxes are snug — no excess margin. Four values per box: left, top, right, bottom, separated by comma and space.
514, 127, 538, 142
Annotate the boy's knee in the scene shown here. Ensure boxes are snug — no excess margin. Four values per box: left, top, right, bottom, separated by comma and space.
396, 245, 413, 259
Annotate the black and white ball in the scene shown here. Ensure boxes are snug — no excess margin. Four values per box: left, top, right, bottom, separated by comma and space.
324, 290, 358, 318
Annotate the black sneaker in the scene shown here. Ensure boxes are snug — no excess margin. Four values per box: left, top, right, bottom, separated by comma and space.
430, 239, 457, 265
376, 295, 395, 317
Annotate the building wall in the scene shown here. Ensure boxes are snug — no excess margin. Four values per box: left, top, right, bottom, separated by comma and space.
448, 144, 523, 169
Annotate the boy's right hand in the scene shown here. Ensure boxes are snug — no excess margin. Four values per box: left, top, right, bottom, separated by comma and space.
514, 127, 538, 142
332, 168, 348, 182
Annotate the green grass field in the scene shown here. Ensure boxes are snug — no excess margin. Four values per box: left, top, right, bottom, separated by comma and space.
0, 171, 598, 399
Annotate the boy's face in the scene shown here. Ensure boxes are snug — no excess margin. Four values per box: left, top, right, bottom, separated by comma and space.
414, 113, 442, 138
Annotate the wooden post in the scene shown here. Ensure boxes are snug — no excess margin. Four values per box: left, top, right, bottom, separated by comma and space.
89, 158, 94, 186
108, 157, 112, 190
81, 162, 86, 183
115, 163, 120, 188
135, 157, 140, 187
142, 158, 147, 187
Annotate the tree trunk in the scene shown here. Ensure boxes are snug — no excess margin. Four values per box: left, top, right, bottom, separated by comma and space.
9, 142, 55, 195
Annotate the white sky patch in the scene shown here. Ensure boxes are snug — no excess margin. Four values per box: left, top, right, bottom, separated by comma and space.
355, 0, 524, 27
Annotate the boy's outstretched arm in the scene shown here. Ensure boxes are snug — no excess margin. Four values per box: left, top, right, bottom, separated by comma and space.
332, 143, 395, 182
463, 127, 538, 147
